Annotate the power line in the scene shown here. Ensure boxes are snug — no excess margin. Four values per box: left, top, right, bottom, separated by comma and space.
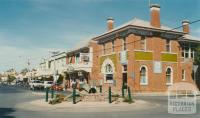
1, 19, 200, 67
85, 19, 200, 55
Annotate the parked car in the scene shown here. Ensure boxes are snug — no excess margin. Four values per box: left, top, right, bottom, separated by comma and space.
43, 81, 53, 89
29, 80, 43, 90
51, 83, 63, 91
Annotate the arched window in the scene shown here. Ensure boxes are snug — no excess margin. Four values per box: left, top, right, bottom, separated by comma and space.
105, 64, 113, 73
105, 64, 113, 81
140, 66, 148, 85
166, 67, 173, 85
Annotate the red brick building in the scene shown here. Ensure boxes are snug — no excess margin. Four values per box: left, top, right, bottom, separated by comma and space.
89, 4, 200, 93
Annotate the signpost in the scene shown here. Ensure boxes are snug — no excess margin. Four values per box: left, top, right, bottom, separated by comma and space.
193, 65, 199, 85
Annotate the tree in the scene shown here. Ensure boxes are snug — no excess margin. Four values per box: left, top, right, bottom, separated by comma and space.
194, 44, 200, 90
20, 68, 29, 75
7, 75, 16, 84
194, 45, 200, 65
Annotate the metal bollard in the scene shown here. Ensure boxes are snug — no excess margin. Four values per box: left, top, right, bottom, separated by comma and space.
51, 88, 54, 99
122, 85, 125, 97
45, 88, 49, 102
128, 87, 132, 100
73, 88, 76, 104
100, 85, 102, 93
108, 86, 112, 103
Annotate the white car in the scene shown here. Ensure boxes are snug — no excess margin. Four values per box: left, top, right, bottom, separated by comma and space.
29, 80, 43, 90
43, 81, 53, 89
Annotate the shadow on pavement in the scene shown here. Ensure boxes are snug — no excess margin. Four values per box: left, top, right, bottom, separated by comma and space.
0, 87, 24, 94
0, 108, 15, 118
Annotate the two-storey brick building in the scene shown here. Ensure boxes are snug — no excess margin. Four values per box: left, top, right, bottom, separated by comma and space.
89, 4, 200, 93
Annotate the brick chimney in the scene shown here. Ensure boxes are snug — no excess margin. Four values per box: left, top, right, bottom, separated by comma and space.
182, 20, 190, 34
107, 17, 114, 31
150, 4, 161, 28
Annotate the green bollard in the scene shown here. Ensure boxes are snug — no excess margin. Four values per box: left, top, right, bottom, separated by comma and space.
51, 88, 54, 99
45, 88, 49, 102
128, 87, 132, 100
108, 86, 112, 103
100, 85, 102, 93
73, 88, 76, 104
122, 85, 124, 98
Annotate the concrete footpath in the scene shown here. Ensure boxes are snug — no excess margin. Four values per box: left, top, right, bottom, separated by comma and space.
15, 99, 160, 112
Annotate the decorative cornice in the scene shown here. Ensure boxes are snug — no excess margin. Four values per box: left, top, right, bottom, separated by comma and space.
97, 26, 183, 44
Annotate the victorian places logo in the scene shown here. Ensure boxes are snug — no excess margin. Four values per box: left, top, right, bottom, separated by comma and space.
168, 82, 198, 114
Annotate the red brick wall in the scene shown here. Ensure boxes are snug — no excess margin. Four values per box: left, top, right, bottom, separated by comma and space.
151, 9, 160, 28
90, 34, 195, 93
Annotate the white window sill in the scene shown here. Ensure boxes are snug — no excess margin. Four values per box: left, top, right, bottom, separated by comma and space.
104, 80, 113, 84
134, 50, 153, 52
101, 52, 116, 57
140, 83, 148, 86
161, 52, 177, 54
166, 83, 173, 86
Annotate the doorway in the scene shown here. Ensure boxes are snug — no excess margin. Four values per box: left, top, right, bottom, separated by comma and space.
122, 65, 127, 88
122, 73, 127, 88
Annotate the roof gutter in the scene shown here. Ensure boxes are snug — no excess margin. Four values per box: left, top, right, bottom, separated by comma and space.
93, 25, 184, 41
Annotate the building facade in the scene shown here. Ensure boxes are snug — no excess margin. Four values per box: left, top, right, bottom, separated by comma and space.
35, 4, 200, 93
89, 4, 200, 93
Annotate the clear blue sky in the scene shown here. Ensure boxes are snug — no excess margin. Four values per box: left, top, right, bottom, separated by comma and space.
0, 0, 199, 72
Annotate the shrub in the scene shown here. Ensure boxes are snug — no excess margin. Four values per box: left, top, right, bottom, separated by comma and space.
123, 97, 133, 104
49, 94, 65, 105
112, 94, 120, 97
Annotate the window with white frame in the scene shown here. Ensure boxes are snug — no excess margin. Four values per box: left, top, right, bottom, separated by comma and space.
181, 48, 185, 58
122, 37, 127, 51
105, 64, 113, 81
166, 39, 171, 52
182, 69, 186, 81
184, 47, 189, 58
140, 66, 148, 85
112, 40, 115, 52
190, 48, 195, 59
140, 36, 146, 51
166, 67, 172, 84
182, 44, 195, 59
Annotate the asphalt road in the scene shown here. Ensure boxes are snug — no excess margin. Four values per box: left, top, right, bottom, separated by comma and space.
0, 85, 200, 118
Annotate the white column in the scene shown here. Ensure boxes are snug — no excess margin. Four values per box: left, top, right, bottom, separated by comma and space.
189, 44, 191, 58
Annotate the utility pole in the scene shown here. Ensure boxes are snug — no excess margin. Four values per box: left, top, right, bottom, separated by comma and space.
49, 51, 60, 84
149, 0, 151, 7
